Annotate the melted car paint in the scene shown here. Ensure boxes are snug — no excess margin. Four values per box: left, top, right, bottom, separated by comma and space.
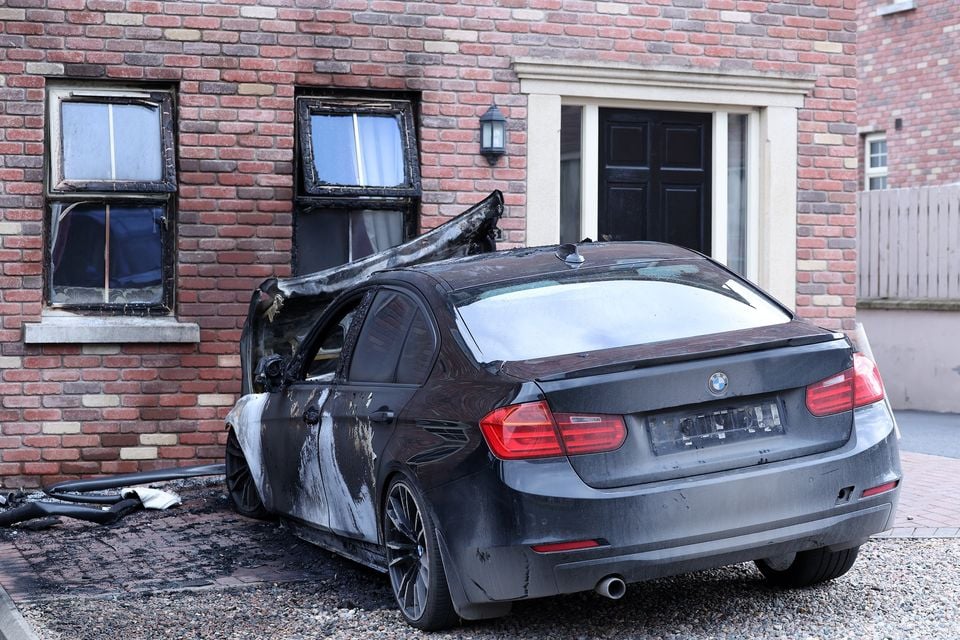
319, 401, 378, 540
225, 392, 272, 505
288, 388, 330, 528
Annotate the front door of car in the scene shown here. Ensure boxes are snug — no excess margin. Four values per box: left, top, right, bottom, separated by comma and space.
324, 287, 439, 543
258, 294, 366, 528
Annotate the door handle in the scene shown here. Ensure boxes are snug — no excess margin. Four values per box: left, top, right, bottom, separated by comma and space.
303, 406, 320, 425
370, 410, 395, 424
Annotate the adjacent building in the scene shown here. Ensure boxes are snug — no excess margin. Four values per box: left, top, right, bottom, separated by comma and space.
0, 0, 859, 485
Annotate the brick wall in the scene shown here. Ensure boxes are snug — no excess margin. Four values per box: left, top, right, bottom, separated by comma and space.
0, 0, 858, 485
858, 0, 960, 188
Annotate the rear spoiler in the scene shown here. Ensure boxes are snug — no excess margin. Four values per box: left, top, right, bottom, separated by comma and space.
239, 190, 504, 394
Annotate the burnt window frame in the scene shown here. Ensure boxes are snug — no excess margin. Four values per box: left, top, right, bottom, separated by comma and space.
44, 85, 178, 315
293, 94, 421, 276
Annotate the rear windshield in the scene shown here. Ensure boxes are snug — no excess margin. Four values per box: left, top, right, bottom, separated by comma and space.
451, 260, 791, 363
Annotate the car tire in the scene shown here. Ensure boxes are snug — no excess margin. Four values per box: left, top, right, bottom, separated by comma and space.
224, 429, 269, 519
755, 545, 860, 587
383, 474, 459, 631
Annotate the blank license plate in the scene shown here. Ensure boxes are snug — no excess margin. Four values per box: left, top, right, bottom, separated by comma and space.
647, 400, 784, 455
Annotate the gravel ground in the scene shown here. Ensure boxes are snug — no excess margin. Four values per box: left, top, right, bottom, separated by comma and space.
17, 538, 959, 640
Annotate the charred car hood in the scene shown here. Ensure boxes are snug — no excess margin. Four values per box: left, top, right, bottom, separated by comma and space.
240, 191, 503, 394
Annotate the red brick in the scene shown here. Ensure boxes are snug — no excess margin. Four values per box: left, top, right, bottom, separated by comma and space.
0, 0, 859, 481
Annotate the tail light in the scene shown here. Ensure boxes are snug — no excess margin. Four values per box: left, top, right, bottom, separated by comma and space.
805, 353, 886, 417
479, 401, 626, 460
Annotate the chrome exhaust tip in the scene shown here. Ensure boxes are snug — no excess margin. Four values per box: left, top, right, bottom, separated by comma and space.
595, 575, 627, 600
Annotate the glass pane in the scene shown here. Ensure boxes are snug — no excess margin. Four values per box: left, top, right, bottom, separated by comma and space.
311, 114, 360, 185
49, 201, 163, 305
869, 139, 887, 168
350, 209, 404, 260
356, 114, 405, 187
726, 114, 748, 276
61, 102, 112, 181
559, 105, 582, 244
295, 209, 349, 274
396, 310, 435, 384
108, 204, 164, 303
61, 101, 163, 182
869, 176, 888, 190
112, 103, 163, 181
349, 290, 417, 383
452, 261, 790, 364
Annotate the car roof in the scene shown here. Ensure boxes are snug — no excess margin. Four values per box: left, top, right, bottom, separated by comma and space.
386, 241, 705, 292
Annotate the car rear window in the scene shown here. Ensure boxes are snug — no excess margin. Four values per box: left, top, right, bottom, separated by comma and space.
450, 260, 791, 364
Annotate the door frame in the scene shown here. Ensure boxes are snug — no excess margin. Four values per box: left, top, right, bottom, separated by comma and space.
516, 58, 815, 309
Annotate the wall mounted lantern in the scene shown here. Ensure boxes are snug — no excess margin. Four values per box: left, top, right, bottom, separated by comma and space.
479, 103, 506, 164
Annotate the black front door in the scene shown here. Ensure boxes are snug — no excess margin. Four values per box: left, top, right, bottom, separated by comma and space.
598, 109, 711, 253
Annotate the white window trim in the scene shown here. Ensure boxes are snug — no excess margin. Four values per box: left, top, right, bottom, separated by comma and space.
864, 132, 888, 191
515, 58, 816, 308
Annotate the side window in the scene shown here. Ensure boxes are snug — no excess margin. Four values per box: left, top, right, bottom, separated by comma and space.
396, 311, 436, 385
46, 84, 177, 312
303, 306, 359, 383
349, 290, 436, 385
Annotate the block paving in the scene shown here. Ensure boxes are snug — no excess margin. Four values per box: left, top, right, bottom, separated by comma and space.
0, 449, 956, 613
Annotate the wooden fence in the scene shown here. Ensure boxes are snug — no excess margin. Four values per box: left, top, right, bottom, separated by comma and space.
857, 185, 960, 300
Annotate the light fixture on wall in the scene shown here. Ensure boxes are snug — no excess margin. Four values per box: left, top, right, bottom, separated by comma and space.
479, 103, 506, 165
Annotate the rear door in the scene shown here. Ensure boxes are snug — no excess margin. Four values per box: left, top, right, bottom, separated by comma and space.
325, 287, 439, 542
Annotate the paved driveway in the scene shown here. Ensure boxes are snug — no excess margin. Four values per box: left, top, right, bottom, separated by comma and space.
1, 446, 958, 639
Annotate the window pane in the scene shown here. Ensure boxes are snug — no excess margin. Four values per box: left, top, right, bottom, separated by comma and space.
49, 201, 163, 305
396, 310, 435, 384
61, 101, 163, 182
356, 114, 405, 187
349, 291, 417, 383
296, 208, 404, 275
869, 139, 887, 168
869, 176, 888, 190
452, 260, 790, 363
108, 204, 164, 303
310, 113, 406, 187
350, 209, 404, 260
112, 103, 163, 181
295, 209, 349, 274
559, 105, 582, 244
310, 114, 359, 185
61, 103, 112, 181
726, 114, 748, 276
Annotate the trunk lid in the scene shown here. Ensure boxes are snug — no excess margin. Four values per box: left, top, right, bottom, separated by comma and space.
525, 324, 853, 489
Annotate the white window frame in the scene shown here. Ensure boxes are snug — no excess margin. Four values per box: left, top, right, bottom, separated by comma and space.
516, 58, 816, 308
864, 133, 888, 191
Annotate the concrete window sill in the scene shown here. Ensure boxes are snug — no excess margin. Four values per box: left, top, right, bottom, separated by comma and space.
877, 0, 917, 16
24, 314, 201, 345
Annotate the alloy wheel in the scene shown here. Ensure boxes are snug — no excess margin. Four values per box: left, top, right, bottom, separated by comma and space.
385, 481, 430, 621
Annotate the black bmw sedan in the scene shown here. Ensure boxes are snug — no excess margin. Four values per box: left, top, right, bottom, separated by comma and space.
225, 194, 900, 630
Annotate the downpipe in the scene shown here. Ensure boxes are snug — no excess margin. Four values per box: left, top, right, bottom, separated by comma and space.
595, 575, 627, 600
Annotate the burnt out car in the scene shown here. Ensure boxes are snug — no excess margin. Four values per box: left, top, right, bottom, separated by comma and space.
225, 193, 900, 630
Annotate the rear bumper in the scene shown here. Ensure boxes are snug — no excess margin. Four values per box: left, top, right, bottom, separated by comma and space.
427, 401, 900, 610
